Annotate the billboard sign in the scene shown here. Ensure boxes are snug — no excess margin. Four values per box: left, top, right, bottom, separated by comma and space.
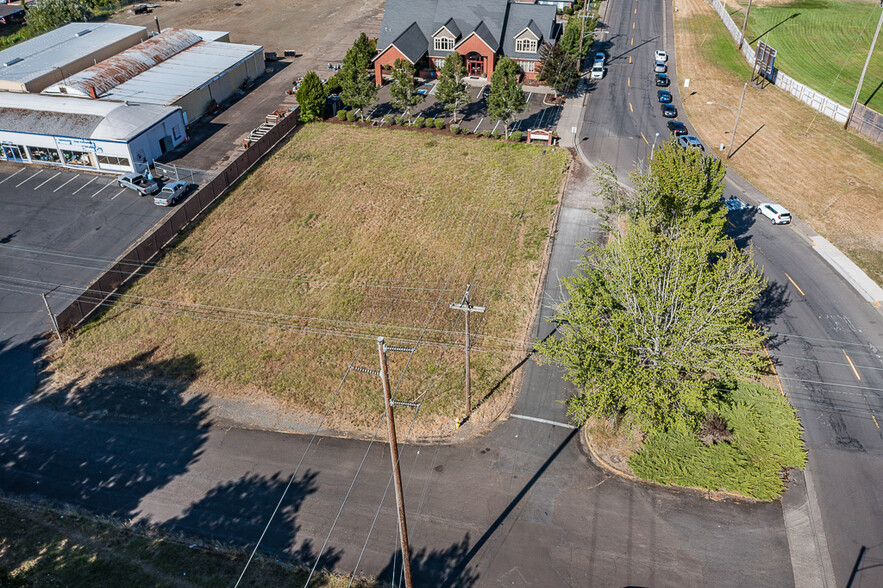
755, 41, 777, 82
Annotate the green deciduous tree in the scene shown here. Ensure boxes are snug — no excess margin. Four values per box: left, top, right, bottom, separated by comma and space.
339, 33, 378, 120
26, 0, 92, 34
596, 138, 728, 240
388, 58, 424, 121
295, 71, 326, 123
487, 57, 527, 138
434, 52, 470, 122
536, 220, 765, 432
537, 42, 579, 94
558, 11, 596, 59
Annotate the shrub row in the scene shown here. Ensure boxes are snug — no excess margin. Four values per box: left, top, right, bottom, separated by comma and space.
334, 111, 527, 142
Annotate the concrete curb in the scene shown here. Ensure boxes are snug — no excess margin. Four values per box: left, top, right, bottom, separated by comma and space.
580, 424, 765, 504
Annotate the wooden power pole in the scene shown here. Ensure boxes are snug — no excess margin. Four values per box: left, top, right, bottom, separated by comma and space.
738, 0, 753, 50
41, 293, 62, 343
844, 5, 883, 130
376, 337, 414, 588
449, 284, 485, 418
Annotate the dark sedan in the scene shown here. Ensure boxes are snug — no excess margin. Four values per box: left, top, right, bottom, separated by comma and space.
661, 104, 677, 118
667, 121, 688, 136
655, 73, 669, 87
657, 90, 672, 103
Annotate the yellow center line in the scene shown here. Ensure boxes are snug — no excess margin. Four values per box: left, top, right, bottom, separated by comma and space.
783, 272, 805, 297
629, 102, 634, 113
640, 131, 649, 145
629, 55, 632, 63
843, 350, 861, 381
761, 342, 785, 396
635, 7, 638, 13
633, 22, 636, 29
631, 37, 634, 46
627, 77, 630, 87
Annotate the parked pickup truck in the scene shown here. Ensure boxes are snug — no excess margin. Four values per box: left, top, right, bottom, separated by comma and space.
117, 172, 160, 195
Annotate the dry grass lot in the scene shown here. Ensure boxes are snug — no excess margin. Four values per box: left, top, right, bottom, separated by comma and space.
675, 0, 883, 284
51, 124, 568, 435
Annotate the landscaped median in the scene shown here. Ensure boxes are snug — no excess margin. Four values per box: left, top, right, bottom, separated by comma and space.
49, 123, 569, 436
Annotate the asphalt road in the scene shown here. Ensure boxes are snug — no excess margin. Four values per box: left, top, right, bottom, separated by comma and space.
580, 0, 883, 584
1, 1, 880, 587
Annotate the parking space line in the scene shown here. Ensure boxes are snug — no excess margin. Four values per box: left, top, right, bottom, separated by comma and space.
90, 180, 114, 198
15, 170, 41, 188
53, 174, 80, 193
72, 176, 98, 195
110, 188, 126, 200
0, 168, 24, 185
34, 172, 61, 190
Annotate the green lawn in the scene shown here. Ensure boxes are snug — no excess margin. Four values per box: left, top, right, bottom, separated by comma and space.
734, 0, 883, 111
53, 123, 568, 433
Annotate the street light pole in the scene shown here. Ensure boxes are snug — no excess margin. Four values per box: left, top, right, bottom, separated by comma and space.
726, 82, 748, 159
650, 132, 660, 159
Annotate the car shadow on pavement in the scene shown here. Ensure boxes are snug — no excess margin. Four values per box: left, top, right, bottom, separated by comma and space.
0, 345, 211, 520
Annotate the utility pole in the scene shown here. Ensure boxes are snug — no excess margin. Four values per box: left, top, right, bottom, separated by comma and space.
376, 337, 414, 588
738, 0, 753, 50
449, 284, 485, 418
844, 5, 883, 130
41, 293, 62, 343
577, 0, 590, 67
727, 82, 748, 159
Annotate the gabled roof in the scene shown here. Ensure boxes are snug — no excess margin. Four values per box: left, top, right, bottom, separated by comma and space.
385, 21, 428, 64
501, 2, 557, 60
456, 20, 499, 52
433, 18, 461, 39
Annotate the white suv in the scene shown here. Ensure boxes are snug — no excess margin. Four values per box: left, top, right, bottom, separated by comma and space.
591, 64, 605, 80
758, 203, 792, 225
655, 49, 668, 62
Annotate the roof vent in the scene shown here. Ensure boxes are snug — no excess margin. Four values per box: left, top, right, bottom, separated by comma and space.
76, 29, 92, 37
3, 57, 24, 67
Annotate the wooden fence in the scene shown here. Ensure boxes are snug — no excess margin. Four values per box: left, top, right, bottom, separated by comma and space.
55, 107, 301, 331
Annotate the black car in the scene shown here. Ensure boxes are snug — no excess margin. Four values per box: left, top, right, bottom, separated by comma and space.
661, 104, 677, 118
655, 73, 669, 87
657, 90, 672, 103
667, 121, 688, 136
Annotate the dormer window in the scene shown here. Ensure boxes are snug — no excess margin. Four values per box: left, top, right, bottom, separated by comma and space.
434, 36, 455, 51
515, 38, 537, 53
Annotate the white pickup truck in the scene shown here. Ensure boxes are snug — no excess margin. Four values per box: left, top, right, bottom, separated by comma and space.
117, 172, 160, 196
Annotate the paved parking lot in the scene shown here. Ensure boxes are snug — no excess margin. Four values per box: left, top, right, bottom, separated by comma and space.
0, 163, 171, 348
370, 84, 562, 135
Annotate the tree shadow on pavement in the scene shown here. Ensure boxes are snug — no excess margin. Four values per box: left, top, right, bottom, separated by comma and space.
723, 207, 757, 250
164, 470, 341, 582
378, 534, 479, 587
0, 345, 211, 520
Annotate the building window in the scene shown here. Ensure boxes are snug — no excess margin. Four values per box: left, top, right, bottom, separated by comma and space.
172, 125, 181, 140
434, 36, 454, 51
515, 38, 538, 53
27, 146, 62, 164
61, 149, 93, 167
0, 144, 27, 161
516, 60, 536, 73
97, 155, 131, 167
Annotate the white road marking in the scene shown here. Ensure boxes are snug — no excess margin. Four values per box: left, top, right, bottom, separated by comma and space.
509, 414, 576, 429
53, 174, 80, 193
0, 168, 25, 185
15, 170, 41, 187
34, 172, 61, 190
72, 176, 97, 195
110, 189, 126, 200
90, 180, 114, 198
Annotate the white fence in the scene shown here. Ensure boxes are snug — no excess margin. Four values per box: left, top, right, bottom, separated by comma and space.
709, 0, 877, 141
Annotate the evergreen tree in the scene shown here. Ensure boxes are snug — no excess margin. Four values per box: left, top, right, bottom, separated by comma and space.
339, 34, 378, 120
295, 71, 327, 123
434, 52, 470, 122
487, 57, 527, 138
388, 59, 424, 121
536, 42, 579, 94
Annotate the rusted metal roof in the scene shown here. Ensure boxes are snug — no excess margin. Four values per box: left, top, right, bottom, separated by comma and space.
42, 28, 201, 98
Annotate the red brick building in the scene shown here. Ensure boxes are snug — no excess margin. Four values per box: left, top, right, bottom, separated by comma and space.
373, 0, 560, 86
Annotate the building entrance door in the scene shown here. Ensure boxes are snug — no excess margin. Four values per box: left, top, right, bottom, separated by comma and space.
466, 52, 485, 77
1, 145, 25, 161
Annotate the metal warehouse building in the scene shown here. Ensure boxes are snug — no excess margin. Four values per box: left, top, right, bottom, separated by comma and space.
0, 22, 148, 93
0, 93, 186, 173
42, 28, 264, 124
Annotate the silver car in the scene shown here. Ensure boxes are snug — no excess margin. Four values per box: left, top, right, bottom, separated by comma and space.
153, 180, 189, 206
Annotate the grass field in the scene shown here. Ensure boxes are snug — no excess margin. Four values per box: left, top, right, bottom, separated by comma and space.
51, 123, 568, 435
676, 0, 883, 286
0, 495, 371, 586
725, 0, 883, 112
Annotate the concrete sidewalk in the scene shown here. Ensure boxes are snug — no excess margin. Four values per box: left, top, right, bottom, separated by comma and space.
555, 77, 588, 150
